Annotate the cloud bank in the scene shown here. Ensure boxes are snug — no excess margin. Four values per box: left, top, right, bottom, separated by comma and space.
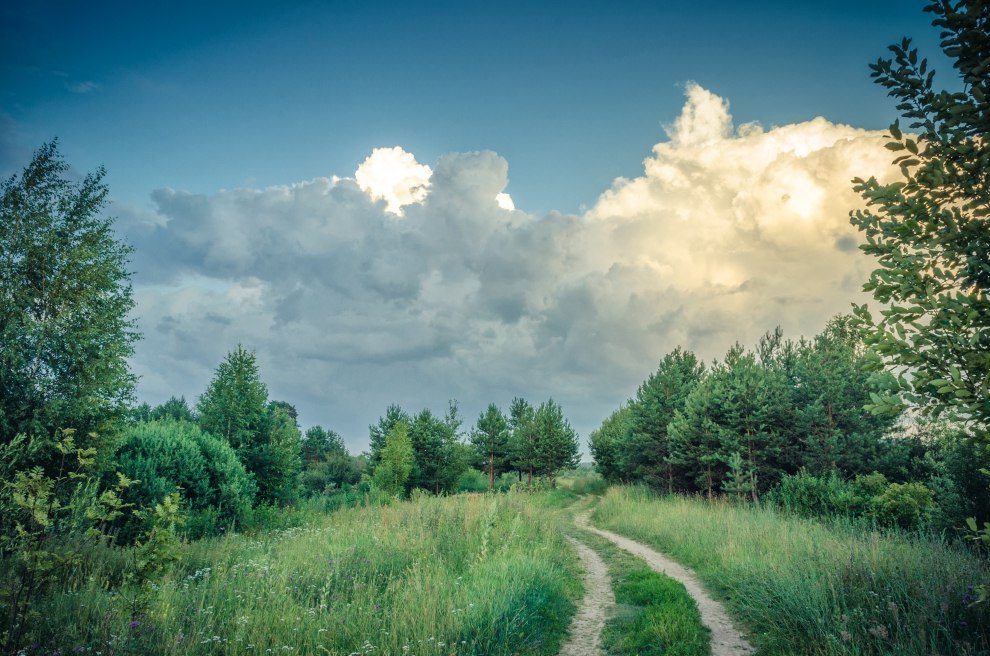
121, 84, 897, 449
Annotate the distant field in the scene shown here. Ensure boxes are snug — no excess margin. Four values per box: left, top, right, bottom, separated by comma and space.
23, 493, 582, 655
592, 486, 990, 656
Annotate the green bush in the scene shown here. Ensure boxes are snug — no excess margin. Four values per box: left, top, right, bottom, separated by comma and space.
871, 482, 936, 530
112, 420, 256, 539
768, 470, 862, 518
457, 468, 490, 493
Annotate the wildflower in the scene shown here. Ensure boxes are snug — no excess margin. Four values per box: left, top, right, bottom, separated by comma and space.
129, 620, 141, 630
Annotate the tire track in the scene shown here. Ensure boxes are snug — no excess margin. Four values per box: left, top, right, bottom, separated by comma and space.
559, 536, 616, 656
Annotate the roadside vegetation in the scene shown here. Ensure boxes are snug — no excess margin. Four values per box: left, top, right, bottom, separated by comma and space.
17, 492, 582, 655
592, 486, 990, 655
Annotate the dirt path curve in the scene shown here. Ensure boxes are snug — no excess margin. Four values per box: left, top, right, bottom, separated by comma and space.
559, 536, 616, 656
574, 510, 754, 656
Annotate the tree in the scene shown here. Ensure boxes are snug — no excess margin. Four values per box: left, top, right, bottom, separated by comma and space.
623, 348, 705, 492
850, 0, 989, 437
302, 425, 347, 463
533, 399, 580, 485
368, 404, 411, 468
406, 406, 466, 493
508, 397, 538, 486
301, 426, 359, 495
589, 405, 631, 483
0, 141, 137, 466
789, 317, 900, 476
258, 403, 302, 505
197, 345, 268, 451
150, 396, 195, 423
373, 422, 413, 496
197, 346, 301, 505
471, 404, 510, 491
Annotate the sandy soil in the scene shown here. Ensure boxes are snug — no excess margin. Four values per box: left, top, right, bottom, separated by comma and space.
574, 510, 755, 656
559, 536, 617, 656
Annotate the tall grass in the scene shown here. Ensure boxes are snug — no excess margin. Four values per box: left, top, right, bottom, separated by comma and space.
592, 486, 990, 656
18, 492, 582, 655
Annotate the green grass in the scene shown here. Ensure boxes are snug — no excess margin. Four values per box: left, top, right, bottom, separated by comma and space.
572, 520, 710, 656
17, 492, 583, 655
592, 486, 990, 656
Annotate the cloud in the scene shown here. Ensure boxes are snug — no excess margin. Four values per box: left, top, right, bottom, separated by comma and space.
67, 80, 101, 94
122, 84, 897, 450
354, 146, 431, 214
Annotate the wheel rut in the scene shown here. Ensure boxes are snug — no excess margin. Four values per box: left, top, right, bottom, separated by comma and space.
559, 536, 616, 656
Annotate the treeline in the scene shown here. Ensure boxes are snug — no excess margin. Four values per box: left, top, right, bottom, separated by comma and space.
589, 316, 990, 530
365, 397, 580, 496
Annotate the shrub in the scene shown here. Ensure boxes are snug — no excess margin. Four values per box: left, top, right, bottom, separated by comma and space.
112, 420, 255, 539
768, 470, 862, 518
456, 468, 490, 493
871, 482, 936, 530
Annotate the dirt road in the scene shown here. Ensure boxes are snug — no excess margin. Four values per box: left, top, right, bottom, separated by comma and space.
573, 509, 754, 656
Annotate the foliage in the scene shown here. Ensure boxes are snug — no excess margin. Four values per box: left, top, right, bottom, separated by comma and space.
256, 403, 303, 505
568, 473, 608, 496
871, 481, 936, 530
151, 396, 195, 423
0, 141, 137, 469
299, 425, 359, 496
111, 420, 255, 539
405, 404, 469, 493
849, 0, 990, 435
594, 317, 907, 500
509, 397, 539, 486
0, 430, 134, 651
373, 422, 413, 496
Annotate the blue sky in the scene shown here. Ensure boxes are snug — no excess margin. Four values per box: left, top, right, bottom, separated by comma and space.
3, 1, 945, 213
0, 1, 953, 450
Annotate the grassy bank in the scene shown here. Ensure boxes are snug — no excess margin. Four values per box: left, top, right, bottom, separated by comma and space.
17, 492, 582, 655
592, 486, 990, 656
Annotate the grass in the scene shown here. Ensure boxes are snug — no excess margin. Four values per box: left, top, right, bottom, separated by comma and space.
571, 523, 710, 656
592, 486, 990, 656
17, 492, 583, 655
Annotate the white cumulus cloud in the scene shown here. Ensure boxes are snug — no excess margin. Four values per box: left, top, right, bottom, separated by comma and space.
120, 84, 898, 450
354, 146, 432, 214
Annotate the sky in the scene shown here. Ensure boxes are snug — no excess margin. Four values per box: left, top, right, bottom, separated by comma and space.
1, 1, 955, 453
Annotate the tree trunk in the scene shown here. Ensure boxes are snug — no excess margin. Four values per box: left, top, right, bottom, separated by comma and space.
488, 453, 494, 492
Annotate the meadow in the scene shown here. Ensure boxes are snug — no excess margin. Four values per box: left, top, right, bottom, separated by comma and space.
18, 492, 582, 655
592, 486, 990, 656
